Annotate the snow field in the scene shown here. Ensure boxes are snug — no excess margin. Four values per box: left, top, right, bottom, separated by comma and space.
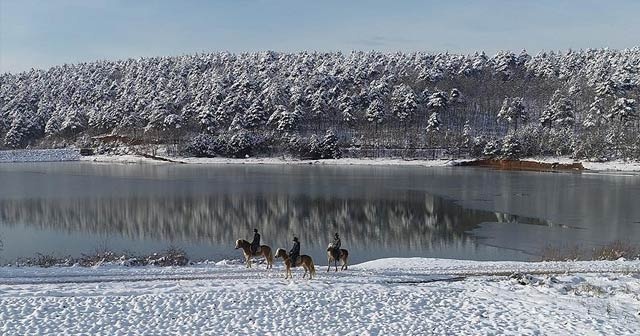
0, 149, 80, 163
1, 258, 639, 335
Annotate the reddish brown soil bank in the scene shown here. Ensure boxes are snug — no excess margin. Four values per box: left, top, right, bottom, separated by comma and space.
456, 159, 585, 172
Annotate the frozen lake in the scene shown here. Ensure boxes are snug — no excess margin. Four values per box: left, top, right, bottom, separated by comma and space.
0, 162, 638, 264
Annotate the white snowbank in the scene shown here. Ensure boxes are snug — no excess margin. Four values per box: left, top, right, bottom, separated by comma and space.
0, 149, 80, 163
0, 148, 631, 172
527, 156, 640, 172
80, 154, 467, 167
1, 258, 639, 335
180, 156, 468, 167
79, 154, 169, 164
76, 153, 640, 172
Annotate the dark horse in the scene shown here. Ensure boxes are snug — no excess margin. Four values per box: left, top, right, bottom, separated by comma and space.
327, 245, 349, 272
235, 239, 273, 269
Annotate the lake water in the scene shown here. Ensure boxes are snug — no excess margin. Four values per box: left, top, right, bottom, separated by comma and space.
0, 162, 638, 264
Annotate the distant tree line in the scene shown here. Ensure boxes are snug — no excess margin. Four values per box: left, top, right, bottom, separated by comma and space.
1, 49, 638, 160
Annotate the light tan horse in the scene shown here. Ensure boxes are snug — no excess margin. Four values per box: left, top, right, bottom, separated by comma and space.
274, 248, 316, 279
235, 239, 273, 269
327, 245, 349, 272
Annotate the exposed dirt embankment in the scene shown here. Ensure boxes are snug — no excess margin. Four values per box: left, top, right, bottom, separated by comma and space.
456, 159, 585, 172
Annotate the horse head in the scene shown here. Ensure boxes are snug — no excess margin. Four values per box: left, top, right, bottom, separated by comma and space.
274, 248, 286, 258
235, 240, 243, 249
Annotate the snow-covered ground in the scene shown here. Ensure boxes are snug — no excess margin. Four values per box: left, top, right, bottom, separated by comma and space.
0, 149, 80, 163
1, 148, 637, 172
527, 156, 640, 173
83, 154, 640, 172
1, 258, 639, 335
80, 154, 467, 167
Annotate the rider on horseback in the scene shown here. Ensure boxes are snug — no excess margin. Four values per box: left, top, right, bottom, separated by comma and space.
289, 236, 300, 265
330, 232, 341, 259
250, 229, 260, 254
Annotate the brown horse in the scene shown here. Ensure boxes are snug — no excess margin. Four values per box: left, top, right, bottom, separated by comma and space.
274, 248, 316, 279
327, 246, 349, 272
235, 239, 273, 269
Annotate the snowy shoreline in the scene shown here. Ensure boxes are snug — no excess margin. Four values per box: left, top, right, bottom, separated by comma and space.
1, 257, 639, 335
1, 148, 639, 172
81, 154, 640, 172
81, 154, 468, 168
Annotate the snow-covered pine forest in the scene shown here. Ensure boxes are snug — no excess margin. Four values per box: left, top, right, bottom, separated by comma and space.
1, 49, 639, 160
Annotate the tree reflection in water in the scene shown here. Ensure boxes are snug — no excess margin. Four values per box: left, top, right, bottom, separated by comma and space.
0, 191, 549, 261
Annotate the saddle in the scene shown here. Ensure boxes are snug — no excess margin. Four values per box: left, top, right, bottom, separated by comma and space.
252, 246, 262, 254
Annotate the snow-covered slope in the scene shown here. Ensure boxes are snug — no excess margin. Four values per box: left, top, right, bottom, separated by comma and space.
1, 258, 638, 335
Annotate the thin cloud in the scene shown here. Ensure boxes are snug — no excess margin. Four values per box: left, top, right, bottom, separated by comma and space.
352, 35, 419, 47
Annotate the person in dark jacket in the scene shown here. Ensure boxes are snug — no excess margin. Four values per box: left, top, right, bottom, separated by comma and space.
250, 229, 260, 254
331, 233, 341, 259
289, 236, 300, 265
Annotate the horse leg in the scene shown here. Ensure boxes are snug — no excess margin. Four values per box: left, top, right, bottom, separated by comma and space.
285, 263, 291, 279
303, 264, 308, 278
327, 257, 331, 272
262, 252, 267, 270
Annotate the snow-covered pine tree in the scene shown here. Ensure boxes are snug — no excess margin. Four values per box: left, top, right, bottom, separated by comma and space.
607, 98, 637, 125
462, 120, 472, 148
391, 84, 417, 122
4, 116, 37, 148
242, 100, 267, 129
215, 94, 241, 130
338, 93, 357, 124
44, 112, 63, 137
198, 106, 217, 134
482, 140, 501, 158
493, 51, 518, 80
426, 112, 441, 132
501, 134, 521, 159
319, 129, 340, 159
426, 91, 448, 111
583, 98, 606, 129
267, 105, 300, 133
497, 97, 526, 131
60, 108, 88, 136
541, 92, 575, 128
365, 99, 385, 124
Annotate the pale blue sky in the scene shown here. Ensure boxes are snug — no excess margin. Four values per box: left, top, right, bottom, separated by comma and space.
1, 0, 639, 73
